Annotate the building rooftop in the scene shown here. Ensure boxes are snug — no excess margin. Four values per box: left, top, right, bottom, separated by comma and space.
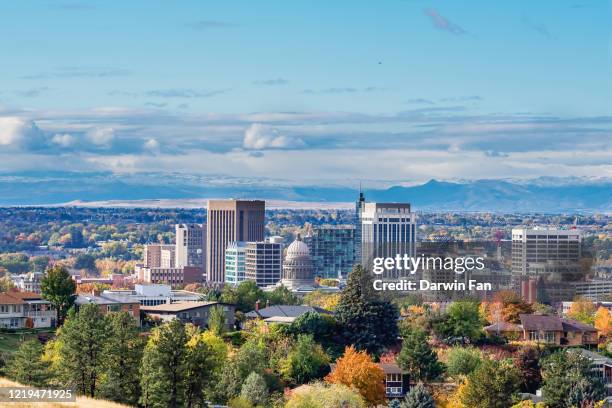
141, 301, 221, 313
519, 314, 564, 331
246, 305, 332, 319
75, 294, 138, 306
0, 293, 25, 304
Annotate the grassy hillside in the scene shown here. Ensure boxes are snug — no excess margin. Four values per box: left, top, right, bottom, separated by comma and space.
0, 378, 132, 408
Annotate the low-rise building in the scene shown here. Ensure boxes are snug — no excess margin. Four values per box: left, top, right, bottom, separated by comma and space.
484, 314, 597, 346
75, 293, 140, 325
245, 304, 332, 324
0, 291, 56, 328
138, 266, 204, 285
11, 272, 44, 293
141, 301, 235, 329
103, 284, 202, 306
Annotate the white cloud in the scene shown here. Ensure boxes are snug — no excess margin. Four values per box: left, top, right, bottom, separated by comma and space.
0, 117, 45, 147
87, 127, 115, 147
144, 138, 160, 152
51, 133, 76, 147
243, 123, 304, 149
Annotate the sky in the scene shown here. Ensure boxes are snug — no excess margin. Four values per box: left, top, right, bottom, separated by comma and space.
0, 0, 610, 187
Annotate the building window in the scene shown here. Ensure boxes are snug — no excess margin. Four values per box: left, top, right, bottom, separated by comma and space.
386, 373, 401, 382
386, 386, 402, 396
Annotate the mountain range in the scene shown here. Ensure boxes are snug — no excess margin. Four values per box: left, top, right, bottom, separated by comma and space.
0, 172, 609, 212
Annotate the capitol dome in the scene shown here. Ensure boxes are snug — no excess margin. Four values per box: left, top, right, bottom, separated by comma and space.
286, 234, 310, 258
280, 233, 315, 290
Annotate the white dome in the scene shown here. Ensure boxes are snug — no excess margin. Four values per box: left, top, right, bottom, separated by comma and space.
286, 235, 310, 258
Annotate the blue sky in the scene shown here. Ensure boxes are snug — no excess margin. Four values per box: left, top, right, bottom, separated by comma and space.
0, 0, 610, 186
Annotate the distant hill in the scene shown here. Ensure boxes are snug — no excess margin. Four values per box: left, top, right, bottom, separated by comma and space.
0, 172, 609, 212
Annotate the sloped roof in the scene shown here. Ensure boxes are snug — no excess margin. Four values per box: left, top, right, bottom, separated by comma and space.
561, 318, 597, 332
519, 314, 563, 331
141, 301, 220, 313
484, 321, 523, 332
0, 293, 24, 305
245, 305, 332, 319
6, 291, 42, 301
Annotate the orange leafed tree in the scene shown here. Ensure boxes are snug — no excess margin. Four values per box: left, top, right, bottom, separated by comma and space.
486, 290, 533, 324
567, 298, 596, 325
594, 306, 612, 338
325, 346, 386, 407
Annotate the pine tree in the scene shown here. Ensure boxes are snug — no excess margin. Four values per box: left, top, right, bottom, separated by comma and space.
58, 304, 108, 397
99, 311, 144, 406
397, 329, 444, 382
6, 339, 50, 387
40, 265, 76, 325
335, 265, 399, 355
400, 383, 435, 408
139, 318, 187, 408
240, 372, 269, 406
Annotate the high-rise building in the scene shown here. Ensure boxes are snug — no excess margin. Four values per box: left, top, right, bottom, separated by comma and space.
355, 191, 366, 265
144, 244, 175, 268
281, 234, 315, 290
206, 200, 265, 283
225, 242, 246, 286
175, 224, 206, 270
305, 225, 355, 279
245, 240, 283, 287
360, 202, 417, 274
511, 227, 582, 277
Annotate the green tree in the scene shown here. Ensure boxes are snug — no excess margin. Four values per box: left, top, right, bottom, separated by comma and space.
265, 285, 300, 306
184, 325, 214, 408
234, 280, 265, 312
281, 334, 330, 385
139, 318, 187, 408
445, 347, 482, 379
99, 311, 144, 406
400, 383, 435, 408
397, 329, 444, 382
240, 372, 269, 407
335, 264, 399, 355
208, 305, 227, 336
58, 304, 109, 397
514, 347, 541, 394
29, 256, 50, 272
40, 265, 76, 325
459, 358, 521, 408
541, 350, 606, 408
434, 300, 483, 344
6, 339, 50, 387
74, 253, 97, 271
287, 311, 339, 354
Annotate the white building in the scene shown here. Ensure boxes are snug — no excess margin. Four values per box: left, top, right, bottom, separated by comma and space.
360, 202, 417, 273
225, 242, 247, 285
511, 227, 582, 277
246, 239, 283, 288
103, 284, 202, 307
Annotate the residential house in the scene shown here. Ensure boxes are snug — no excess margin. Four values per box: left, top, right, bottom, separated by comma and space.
245, 304, 332, 324
329, 362, 409, 400
484, 314, 597, 346
0, 291, 56, 328
141, 301, 235, 330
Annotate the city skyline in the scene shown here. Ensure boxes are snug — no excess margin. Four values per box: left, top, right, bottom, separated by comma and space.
0, 1, 610, 188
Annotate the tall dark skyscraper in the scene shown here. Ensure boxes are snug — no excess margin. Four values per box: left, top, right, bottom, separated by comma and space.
206, 200, 265, 283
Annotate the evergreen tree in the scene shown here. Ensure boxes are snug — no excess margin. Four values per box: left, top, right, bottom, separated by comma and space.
40, 265, 76, 325
400, 383, 435, 408
6, 339, 50, 387
99, 311, 144, 406
459, 358, 521, 408
397, 329, 444, 382
212, 361, 243, 404
541, 350, 606, 408
240, 372, 269, 406
335, 264, 399, 354
139, 318, 187, 408
388, 400, 403, 408
58, 304, 109, 397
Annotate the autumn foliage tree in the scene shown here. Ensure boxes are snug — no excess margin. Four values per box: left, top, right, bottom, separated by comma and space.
567, 298, 596, 325
325, 346, 386, 407
594, 306, 612, 338
486, 290, 533, 324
